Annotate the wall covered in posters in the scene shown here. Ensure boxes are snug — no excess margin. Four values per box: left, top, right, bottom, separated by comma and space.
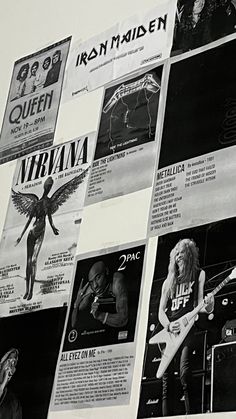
1, 1, 236, 419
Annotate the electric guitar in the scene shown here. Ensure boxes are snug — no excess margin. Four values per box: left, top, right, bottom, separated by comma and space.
149, 267, 236, 379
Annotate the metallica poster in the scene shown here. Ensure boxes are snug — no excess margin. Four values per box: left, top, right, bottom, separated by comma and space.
148, 39, 236, 237
0, 37, 71, 164
85, 64, 163, 205
0, 134, 95, 316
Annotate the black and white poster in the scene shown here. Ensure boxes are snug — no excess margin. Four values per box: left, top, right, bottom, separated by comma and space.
86, 65, 163, 204
64, 0, 176, 99
50, 241, 146, 410
138, 218, 236, 417
149, 39, 236, 236
0, 37, 71, 164
172, 0, 236, 56
160, 39, 236, 169
0, 134, 95, 316
0, 307, 66, 419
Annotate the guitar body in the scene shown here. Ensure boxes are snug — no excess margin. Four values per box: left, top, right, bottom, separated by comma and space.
149, 312, 196, 379
148, 270, 235, 379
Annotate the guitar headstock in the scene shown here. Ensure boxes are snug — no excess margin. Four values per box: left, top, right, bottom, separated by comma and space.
229, 267, 236, 280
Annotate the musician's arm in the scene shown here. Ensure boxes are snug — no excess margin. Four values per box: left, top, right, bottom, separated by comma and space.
198, 270, 205, 305
158, 281, 171, 329
71, 282, 92, 328
198, 270, 214, 313
91, 273, 128, 327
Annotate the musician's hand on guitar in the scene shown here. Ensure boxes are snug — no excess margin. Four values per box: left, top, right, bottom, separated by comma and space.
229, 267, 236, 279
169, 321, 180, 334
204, 293, 214, 314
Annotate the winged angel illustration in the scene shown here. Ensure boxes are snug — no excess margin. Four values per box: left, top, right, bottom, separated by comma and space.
11, 168, 89, 301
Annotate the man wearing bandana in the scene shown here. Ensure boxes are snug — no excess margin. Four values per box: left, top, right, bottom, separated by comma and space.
70, 261, 128, 347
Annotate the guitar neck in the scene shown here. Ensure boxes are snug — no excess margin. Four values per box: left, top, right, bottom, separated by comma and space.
190, 274, 232, 320
211, 275, 231, 297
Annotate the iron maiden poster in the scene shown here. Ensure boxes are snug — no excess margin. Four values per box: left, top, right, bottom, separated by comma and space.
85, 64, 163, 205
138, 219, 236, 417
0, 133, 95, 316
0, 37, 71, 164
64, 0, 176, 99
148, 38, 236, 237
50, 241, 146, 410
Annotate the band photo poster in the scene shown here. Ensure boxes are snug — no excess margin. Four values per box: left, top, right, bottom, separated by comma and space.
85, 64, 163, 205
138, 218, 236, 417
0, 133, 95, 316
0, 37, 71, 164
148, 37, 236, 237
64, 0, 177, 99
50, 241, 146, 411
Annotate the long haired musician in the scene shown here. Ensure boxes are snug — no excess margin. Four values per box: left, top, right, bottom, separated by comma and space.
158, 238, 214, 415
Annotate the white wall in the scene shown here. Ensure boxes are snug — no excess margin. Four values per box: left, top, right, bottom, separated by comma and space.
1, 1, 236, 419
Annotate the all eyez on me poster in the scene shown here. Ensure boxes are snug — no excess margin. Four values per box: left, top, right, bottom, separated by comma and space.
50, 241, 146, 411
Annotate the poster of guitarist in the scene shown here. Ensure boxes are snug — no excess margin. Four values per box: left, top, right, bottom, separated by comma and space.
156, 239, 214, 416
138, 220, 236, 418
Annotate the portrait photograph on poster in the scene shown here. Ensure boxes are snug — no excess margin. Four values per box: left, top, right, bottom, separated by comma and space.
138, 217, 236, 417
0, 307, 66, 419
159, 38, 236, 169
63, 244, 145, 351
172, 0, 236, 56
0, 37, 71, 164
50, 242, 146, 411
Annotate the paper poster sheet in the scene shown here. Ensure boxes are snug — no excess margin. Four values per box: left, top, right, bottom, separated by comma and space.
0, 37, 71, 164
138, 220, 236, 417
0, 307, 66, 419
50, 241, 146, 410
85, 65, 163, 204
172, 0, 236, 56
0, 134, 95, 316
149, 39, 236, 236
64, 0, 176, 99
